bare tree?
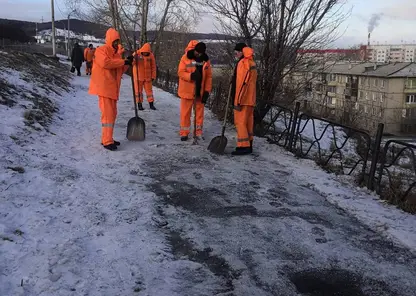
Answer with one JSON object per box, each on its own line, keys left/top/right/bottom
{"left": 140, "top": 0, "right": 149, "bottom": 44}
{"left": 204, "top": 0, "right": 350, "bottom": 132}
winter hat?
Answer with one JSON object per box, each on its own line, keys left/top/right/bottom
{"left": 234, "top": 42, "right": 247, "bottom": 52}
{"left": 194, "top": 42, "right": 206, "bottom": 54}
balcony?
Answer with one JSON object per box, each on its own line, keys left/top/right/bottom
{"left": 404, "top": 84, "right": 416, "bottom": 93}
{"left": 327, "top": 80, "right": 337, "bottom": 86}
{"left": 327, "top": 92, "right": 337, "bottom": 97}
{"left": 346, "top": 82, "right": 358, "bottom": 89}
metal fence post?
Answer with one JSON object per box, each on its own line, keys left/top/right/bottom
{"left": 287, "top": 102, "right": 301, "bottom": 151}
{"left": 367, "top": 123, "right": 384, "bottom": 191}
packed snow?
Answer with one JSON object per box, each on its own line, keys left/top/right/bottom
{"left": 1, "top": 57, "right": 416, "bottom": 295}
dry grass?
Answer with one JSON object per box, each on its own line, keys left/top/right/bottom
{"left": 379, "top": 173, "right": 416, "bottom": 214}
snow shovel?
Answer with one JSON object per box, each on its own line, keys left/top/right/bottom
{"left": 207, "top": 82, "right": 233, "bottom": 154}
{"left": 126, "top": 50, "right": 146, "bottom": 141}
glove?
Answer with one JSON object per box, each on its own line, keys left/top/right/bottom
{"left": 190, "top": 71, "right": 201, "bottom": 81}
{"left": 124, "top": 55, "right": 133, "bottom": 65}
{"left": 202, "top": 91, "right": 209, "bottom": 104}
{"left": 234, "top": 105, "right": 242, "bottom": 111}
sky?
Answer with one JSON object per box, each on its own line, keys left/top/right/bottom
{"left": 1, "top": 0, "right": 416, "bottom": 48}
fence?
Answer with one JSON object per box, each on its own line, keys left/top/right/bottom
{"left": 154, "top": 69, "right": 416, "bottom": 213}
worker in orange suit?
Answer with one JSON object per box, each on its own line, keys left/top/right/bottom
{"left": 84, "top": 44, "right": 95, "bottom": 75}
{"left": 88, "top": 28, "right": 133, "bottom": 151}
{"left": 177, "top": 41, "right": 212, "bottom": 141}
{"left": 132, "top": 43, "right": 157, "bottom": 110}
{"left": 231, "top": 42, "right": 257, "bottom": 155}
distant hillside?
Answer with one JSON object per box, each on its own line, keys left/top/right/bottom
{"left": 0, "top": 18, "right": 234, "bottom": 42}
{"left": 0, "top": 22, "right": 35, "bottom": 43}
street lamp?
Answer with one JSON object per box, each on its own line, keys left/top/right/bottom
{"left": 67, "top": 9, "right": 76, "bottom": 60}
{"left": 51, "top": 0, "right": 56, "bottom": 56}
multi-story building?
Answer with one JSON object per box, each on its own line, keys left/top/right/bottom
{"left": 300, "top": 62, "right": 416, "bottom": 135}
{"left": 367, "top": 44, "right": 416, "bottom": 63}
{"left": 296, "top": 44, "right": 416, "bottom": 64}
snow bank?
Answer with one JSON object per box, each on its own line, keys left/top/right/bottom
{"left": 0, "top": 50, "right": 71, "bottom": 130}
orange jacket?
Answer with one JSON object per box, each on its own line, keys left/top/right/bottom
{"left": 177, "top": 40, "right": 212, "bottom": 100}
{"left": 133, "top": 43, "right": 156, "bottom": 84}
{"left": 84, "top": 48, "right": 95, "bottom": 62}
{"left": 234, "top": 47, "right": 257, "bottom": 107}
{"left": 88, "top": 28, "right": 129, "bottom": 100}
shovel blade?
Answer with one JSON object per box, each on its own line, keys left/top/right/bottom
{"left": 207, "top": 135, "right": 228, "bottom": 154}
{"left": 126, "top": 117, "right": 145, "bottom": 141}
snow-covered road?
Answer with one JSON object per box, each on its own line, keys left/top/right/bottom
{"left": 1, "top": 72, "right": 416, "bottom": 296}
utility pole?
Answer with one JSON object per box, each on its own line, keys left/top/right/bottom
{"left": 51, "top": 0, "right": 56, "bottom": 56}
{"left": 67, "top": 11, "right": 73, "bottom": 60}
{"left": 67, "top": 14, "right": 70, "bottom": 59}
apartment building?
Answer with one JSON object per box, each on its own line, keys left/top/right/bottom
{"left": 300, "top": 62, "right": 416, "bottom": 135}
{"left": 368, "top": 44, "right": 416, "bottom": 63}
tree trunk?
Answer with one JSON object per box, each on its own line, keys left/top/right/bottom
{"left": 140, "top": 0, "right": 149, "bottom": 45}
{"left": 108, "top": 0, "right": 117, "bottom": 29}
{"left": 153, "top": 0, "right": 173, "bottom": 57}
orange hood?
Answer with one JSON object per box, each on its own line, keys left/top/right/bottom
{"left": 139, "top": 43, "right": 152, "bottom": 53}
{"left": 243, "top": 47, "right": 254, "bottom": 59}
{"left": 185, "top": 40, "right": 199, "bottom": 53}
{"left": 105, "top": 28, "right": 121, "bottom": 47}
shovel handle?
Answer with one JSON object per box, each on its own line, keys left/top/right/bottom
{"left": 221, "top": 81, "right": 233, "bottom": 133}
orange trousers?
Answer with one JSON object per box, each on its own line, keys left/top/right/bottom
{"left": 180, "top": 97, "right": 204, "bottom": 137}
{"left": 98, "top": 96, "right": 118, "bottom": 146}
{"left": 135, "top": 81, "right": 154, "bottom": 103}
{"left": 234, "top": 105, "right": 254, "bottom": 147}
{"left": 85, "top": 61, "right": 93, "bottom": 74}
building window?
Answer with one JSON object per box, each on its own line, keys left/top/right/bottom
{"left": 364, "top": 105, "right": 368, "bottom": 113}
{"left": 381, "top": 79, "right": 385, "bottom": 88}
{"left": 372, "top": 93, "right": 376, "bottom": 101}
{"left": 355, "top": 102, "right": 359, "bottom": 110}
{"left": 327, "top": 86, "right": 336, "bottom": 93}
{"left": 407, "top": 78, "right": 416, "bottom": 89}
{"left": 380, "top": 93, "right": 384, "bottom": 102}
{"left": 406, "top": 94, "right": 416, "bottom": 104}
{"left": 365, "top": 92, "right": 368, "bottom": 100}
{"left": 372, "top": 108, "right": 377, "bottom": 116}
{"left": 374, "top": 78, "right": 378, "bottom": 87}
{"left": 366, "top": 78, "right": 370, "bottom": 87}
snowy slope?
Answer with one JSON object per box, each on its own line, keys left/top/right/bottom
{"left": 38, "top": 29, "right": 103, "bottom": 42}
{"left": 1, "top": 64, "right": 416, "bottom": 295}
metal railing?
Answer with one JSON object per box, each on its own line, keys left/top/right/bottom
{"left": 153, "top": 68, "right": 416, "bottom": 213}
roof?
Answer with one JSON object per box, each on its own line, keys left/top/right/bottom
{"left": 308, "top": 62, "right": 416, "bottom": 78}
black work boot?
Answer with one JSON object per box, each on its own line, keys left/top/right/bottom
{"left": 149, "top": 102, "right": 157, "bottom": 110}
{"left": 181, "top": 136, "right": 188, "bottom": 141}
{"left": 250, "top": 140, "right": 253, "bottom": 153}
{"left": 137, "top": 103, "right": 144, "bottom": 110}
{"left": 101, "top": 140, "right": 120, "bottom": 146}
{"left": 231, "top": 147, "right": 251, "bottom": 156}
{"left": 103, "top": 143, "right": 117, "bottom": 151}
